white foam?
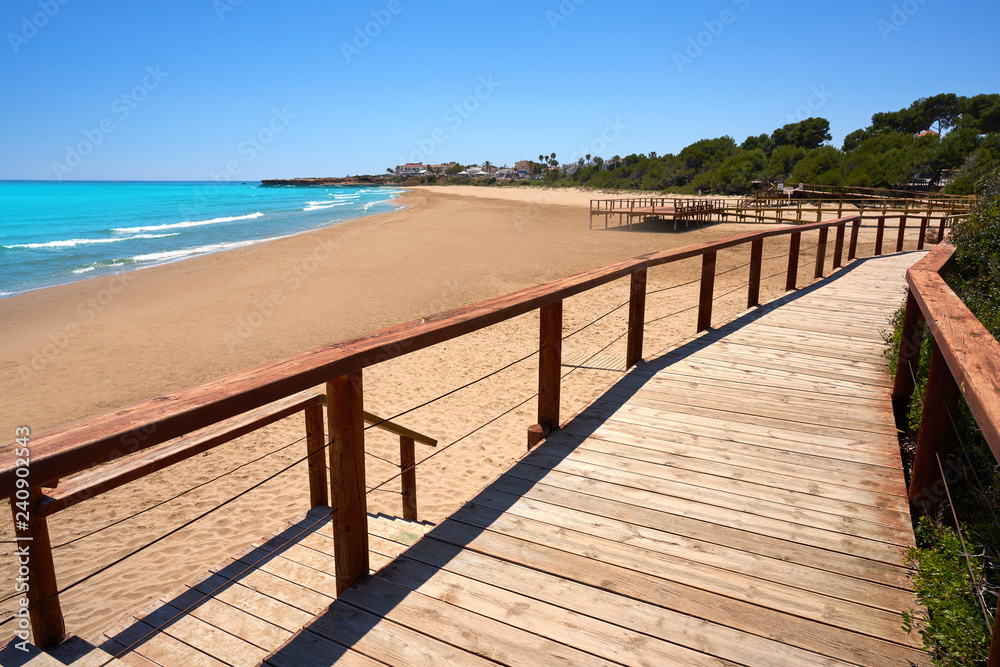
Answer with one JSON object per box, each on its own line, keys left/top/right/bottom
{"left": 71, "top": 266, "right": 96, "bottom": 274}
{"left": 5, "top": 233, "right": 180, "bottom": 249}
{"left": 112, "top": 212, "right": 264, "bottom": 233}
{"left": 304, "top": 202, "right": 349, "bottom": 211}
{"left": 132, "top": 236, "right": 284, "bottom": 263}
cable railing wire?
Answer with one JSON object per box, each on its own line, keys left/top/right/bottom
{"left": 51, "top": 434, "right": 308, "bottom": 549}
{"left": 0, "top": 430, "right": 336, "bottom": 629}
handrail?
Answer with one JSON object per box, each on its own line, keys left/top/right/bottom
{"left": 892, "top": 242, "right": 1000, "bottom": 664}
{"left": 896, "top": 244, "right": 1000, "bottom": 472}
{"left": 6, "top": 210, "right": 937, "bottom": 648}
{"left": 0, "top": 216, "right": 866, "bottom": 494}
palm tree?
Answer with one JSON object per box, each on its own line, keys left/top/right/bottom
{"left": 585, "top": 153, "right": 592, "bottom": 165}
{"left": 482, "top": 160, "right": 494, "bottom": 176}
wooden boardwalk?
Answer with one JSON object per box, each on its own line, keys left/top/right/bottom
{"left": 4, "top": 252, "right": 929, "bottom": 666}
{"left": 258, "top": 251, "right": 928, "bottom": 666}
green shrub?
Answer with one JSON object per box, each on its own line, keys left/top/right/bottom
{"left": 905, "top": 518, "right": 990, "bottom": 665}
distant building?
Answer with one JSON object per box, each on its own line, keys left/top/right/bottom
{"left": 429, "top": 162, "right": 457, "bottom": 174}
{"left": 515, "top": 160, "right": 533, "bottom": 175}
{"left": 396, "top": 163, "right": 427, "bottom": 176}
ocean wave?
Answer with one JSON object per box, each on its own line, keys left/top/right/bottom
{"left": 304, "top": 201, "right": 349, "bottom": 211}
{"left": 112, "top": 212, "right": 264, "bottom": 233}
{"left": 71, "top": 266, "right": 96, "bottom": 274}
{"left": 4, "top": 232, "right": 180, "bottom": 249}
{"left": 132, "top": 236, "right": 284, "bottom": 263}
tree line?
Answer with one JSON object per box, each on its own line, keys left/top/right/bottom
{"left": 526, "top": 93, "right": 1000, "bottom": 195}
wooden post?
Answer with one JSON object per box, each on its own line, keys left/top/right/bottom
{"left": 626, "top": 269, "right": 647, "bottom": 368}
{"left": 327, "top": 371, "right": 369, "bottom": 595}
{"left": 848, "top": 218, "right": 861, "bottom": 260}
{"left": 399, "top": 436, "right": 417, "bottom": 521}
{"left": 747, "top": 239, "right": 763, "bottom": 308}
{"left": 907, "top": 342, "right": 961, "bottom": 518}
{"left": 833, "top": 223, "right": 845, "bottom": 269}
{"left": 896, "top": 215, "right": 907, "bottom": 253}
{"left": 937, "top": 216, "right": 947, "bottom": 244}
{"left": 875, "top": 216, "right": 885, "bottom": 256}
{"left": 785, "top": 231, "right": 801, "bottom": 291}
{"left": 697, "top": 251, "right": 716, "bottom": 332}
{"left": 890, "top": 291, "right": 926, "bottom": 428}
{"left": 304, "top": 403, "right": 329, "bottom": 508}
{"left": 532, "top": 301, "right": 562, "bottom": 448}
{"left": 11, "top": 490, "right": 65, "bottom": 648}
{"left": 917, "top": 215, "right": 930, "bottom": 250}
{"left": 814, "top": 227, "right": 828, "bottom": 279}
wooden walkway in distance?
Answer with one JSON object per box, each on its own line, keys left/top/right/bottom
{"left": 259, "top": 251, "right": 929, "bottom": 666}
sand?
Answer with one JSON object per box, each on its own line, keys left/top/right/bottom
{"left": 0, "top": 185, "right": 916, "bottom": 642}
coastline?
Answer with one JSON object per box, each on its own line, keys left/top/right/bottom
{"left": 0, "top": 185, "right": 903, "bottom": 641}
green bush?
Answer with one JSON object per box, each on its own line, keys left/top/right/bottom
{"left": 905, "top": 518, "right": 990, "bottom": 665}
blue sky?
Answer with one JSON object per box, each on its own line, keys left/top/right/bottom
{"left": 2, "top": 0, "right": 998, "bottom": 180}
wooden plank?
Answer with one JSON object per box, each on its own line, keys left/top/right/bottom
{"left": 160, "top": 594, "right": 291, "bottom": 652}
{"left": 623, "top": 381, "right": 897, "bottom": 435}
{"left": 545, "top": 433, "right": 911, "bottom": 520}
{"left": 470, "top": 480, "right": 916, "bottom": 612}
{"left": 264, "top": 631, "right": 388, "bottom": 667}
{"left": 102, "top": 621, "right": 226, "bottom": 667}
{"left": 520, "top": 446, "right": 913, "bottom": 545}
{"left": 554, "top": 419, "right": 905, "bottom": 491}
{"left": 304, "top": 600, "right": 501, "bottom": 666}
{"left": 134, "top": 600, "right": 268, "bottom": 667}
{"left": 399, "top": 536, "right": 858, "bottom": 667}
{"left": 508, "top": 453, "right": 909, "bottom": 560}
{"left": 425, "top": 518, "right": 927, "bottom": 664}
{"left": 188, "top": 573, "right": 314, "bottom": 632}
{"left": 484, "top": 467, "right": 912, "bottom": 586}
{"left": 451, "top": 501, "right": 915, "bottom": 643}
{"left": 373, "top": 556, "right": 739, "bottom": 667}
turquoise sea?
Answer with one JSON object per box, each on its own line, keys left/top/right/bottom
{"left": 0, "top": 181, "right": 405, "bottom": 297}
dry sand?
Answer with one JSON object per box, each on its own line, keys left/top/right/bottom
{"left": 0, "top": 185, "right": 918, "bottom": 642}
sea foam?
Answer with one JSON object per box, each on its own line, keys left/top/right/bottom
{"left": 113, "top": 212, "right": 264, "bottom": 234}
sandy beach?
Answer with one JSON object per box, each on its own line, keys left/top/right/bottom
{"left": 0, "top": 185, "right": 914, "bottom": 641}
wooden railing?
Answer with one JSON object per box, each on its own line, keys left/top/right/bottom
{"left": 2, "top": 212, "right": 944, "bottom": 648}
{"left": 889, "top": 242, "right": 1000, "bottom": 664}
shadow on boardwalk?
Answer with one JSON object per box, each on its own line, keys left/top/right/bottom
{"left": 263, "top": 252, "right": 923, "bottom": 666}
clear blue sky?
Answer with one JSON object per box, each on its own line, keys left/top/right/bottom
{"left": 2, "top": 0, "right": 998, "bottom": 180}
